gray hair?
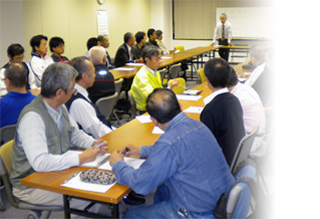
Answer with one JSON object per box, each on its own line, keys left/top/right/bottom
{"left": 141, "top": 45, "right": 162, "bottom": 63}
{"left": 250, "top": 45, "right": 266, "bottom": 62}
{"left": 41, "top": 63, "right": 78, "bottom": 98}
{"left": 220, "top": 13, "right": 227, "bottom": 19}
{"left": 88, "top": 46, "right": 106, "bottom": 64}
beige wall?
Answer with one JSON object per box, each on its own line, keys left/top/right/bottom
{"left": 1, "top": 0, "right": 151, "bottom": 64}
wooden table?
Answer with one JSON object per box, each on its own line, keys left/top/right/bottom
{"left": 20, "top": 82, "right": 211, "bottom": 218}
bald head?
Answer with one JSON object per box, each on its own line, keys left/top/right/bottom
{"left": 88, "top": 46, "right": 106, "bottom": 65}
{"left": 146, "top": 88, "right": 181, "bottom": 124}
{"left": 5, "top": 63, "right": 28, "bottom": 88}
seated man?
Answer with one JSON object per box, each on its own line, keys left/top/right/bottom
{"left": 145, "top": 28, "right": 159, "bottom": 47}
{"left": 10, "top": 62, "right": 108, "bottom": 213}
{"left": 155, "top": 29, "right": 167, "bottom": 54}
{"left": 0, "top": 63, "right": 36, "bottom": 128}
{"left": 87, "top": 46, "right": 115, "bottom": 104}
{"left": 84, "top": 37, "right": 98, "bottom": 57}
{"left": 131, "top": 45, "right": 177, "bottom": 112}
{"left": 264, "top": 46, "right": 277, "bottom": 134}
{"left": 227, "top": 68, "right": 266, "bottom": 152}
{"left": 65, "top": 56, "right": 112, "bottom": 138}
{"left": 29, "top": 34, "right": 54, "bottom": 87}
{"left": 201, "top": 58, "right": 245, "bottom": 166}
{"left": 110, "top": 88, "right": 234, "bottom": 218}
{"left": 97, "top": 35, "right": 115, "bottom": 69}
{"left": 49, "top": 36, "right": 69, "bottom": 64}
{"left": 0, "top": 43, "right": 37, "bottom": 96}
{"left": 131, "top": 31, "right": 146, "bottom": 60}
{"left": 242, "top": 45, "right": 266, "bottom": 70}
{"left": 114, "top": 32, "right": 142, "bottom": 67}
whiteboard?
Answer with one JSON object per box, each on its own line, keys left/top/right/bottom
{"left": 216, "top": 7, "right": 275, "bottom": 39}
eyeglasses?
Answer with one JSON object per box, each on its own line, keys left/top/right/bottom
{"left": 1, "top": 77, "right": 11, "bottom": 82}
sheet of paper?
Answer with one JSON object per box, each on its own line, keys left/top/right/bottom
{"left": 115, "top": 67, "right": 135, "bottom": 71}
{"left": 161, "top": 56, "right": 172, "bottom": 59}
{"left": 176, "top": 94, "right": 202, "bottom": 101}
{"left": 135, "top": 115, "right": 152, "bottom": 123}
{"left": 125, "top": 63, "right": 144, "bottom": 66}
{"left": 183, "top": 106, "right": 204, "bottom": 114}
{"left": 152, "top": 126, "right": 165, "bottom": 134}
{"left": 63, "top": 151, "right": 110, "bottom": 168}
{"left": 99, "top": 157, "right": 145, "bottom": 171}
{"left": 60, "top": 172, "right": 116, "bottom": 193}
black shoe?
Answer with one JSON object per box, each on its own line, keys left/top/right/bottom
{"left": 123, "top": 192, "right": 145, "bottom": 205}
{"left": 242, "top": 61, "right": 255, "bottom": 69}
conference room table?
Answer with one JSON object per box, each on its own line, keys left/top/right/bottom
{"left": 20, "top": 82, "right": 211, "bottom": 219}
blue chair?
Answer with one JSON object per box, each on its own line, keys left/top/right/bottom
{"left": 226, "top": 159, "right": 258, "bottom": 219}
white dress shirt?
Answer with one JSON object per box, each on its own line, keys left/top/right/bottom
{"left": 245, "top": 63, "right": 265, "bottom": 86}
{"left": 68, "top": 83, "right": 112, "bottom": 139}
{"left": 203, "top": 87, "right": 229, "bottom": 105}
{"left": 231, "top": 83, "right": 266, "bottom": 152}
{"left": 16, "top": 99, "right": 95, "bottom": 172}
{"left": 213, "top": 21, "right": 232, "bottom": 44}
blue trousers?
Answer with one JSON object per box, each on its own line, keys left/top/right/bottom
{"left": 124, "top": 185, "right": 214, "bottom": 219}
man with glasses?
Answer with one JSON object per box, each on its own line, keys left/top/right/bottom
{"left": 0, "top": 63, "right": 36, "bottom": 128}
{"left": 0, "top": 44, "right": 37, "bottom": 96}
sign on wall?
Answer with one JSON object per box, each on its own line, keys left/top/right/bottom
{"left": 97, "top": 10, "right": 108, "bottom": 35}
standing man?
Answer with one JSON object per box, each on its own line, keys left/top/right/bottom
{"left": 65, "top": 56, "right": 112, "bottom": 138}
{"left": 200, "top": 58, "right": 245, "bottom": 166}
{"left": 97, "top": 35, "right": 115, "bottom": 69}
{"left": 0, "top": 63, "right": 36, "bottom": 128}
{"left": 212, "top": 13, "right": 232, "bottom": 61}
{"left": 29, "top": 34, "right": 54, "bottom": 87}
{"left": 0, "top": 44, "right": 37, "bottom": 96}
{"left": 10, "top": 62, "right": 108, "bottom": 213}
{"left": 110, "top": 88, "right": 234, "bottom": 219}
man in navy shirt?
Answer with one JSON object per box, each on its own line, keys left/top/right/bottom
{"left": 200, "top": 58, "right": 245, "bottom": 166}
{"left": 0, "top": 63, "right": 36, "bottom": 128}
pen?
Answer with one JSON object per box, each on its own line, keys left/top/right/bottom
{"left": 121, "top": 147, "right": 129, "bottom": 155}
{"left": 95, "top": 141, "right": 103, "bottom": 150}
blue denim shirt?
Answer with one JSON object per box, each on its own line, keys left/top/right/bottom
{"left": 112, "top": 112, "right": 234, "bottom": 212}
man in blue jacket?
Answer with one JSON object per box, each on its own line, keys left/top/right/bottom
{"left": 110, "top": 88, "right": 234, "bottom": 218}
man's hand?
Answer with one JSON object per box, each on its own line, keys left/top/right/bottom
{"left": 93, "top": 140, "right": 108, "bottom": 154}
{"left": 169, "top": 79, "right": 179, "bottom": 90}
{"left": 109, "top": 151, "right": 124, "bottom": 166}
{"left": 79, "top": 146, "right": 100, "bottom": 165}
{"left": 121, "top": 145, "right": 140, "bottom": 157}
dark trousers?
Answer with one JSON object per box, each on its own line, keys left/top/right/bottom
{"left": 218, "top": 39, "right": 229, "bottom": 62}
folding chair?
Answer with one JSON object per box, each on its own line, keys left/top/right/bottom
{"left": 230, "top": 126, "right": 259, "bottom": 174}
{"left": 0, "top": 140, "right": 63, "bottom": 218}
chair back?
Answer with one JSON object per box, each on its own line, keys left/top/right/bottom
{"left": 168, "top": 63, "right": 181, "bottom": 79}
{"left": 174, "top": 45, "right": 184, "bottom": 52}
{"left": 230, "top": 126, "right": 259, "bottom": 174}
{"left": 114, "top": 78, "right": 124, "bottom": 96}
{"left": 197, "top": 68, "right": 206, "bottom": 84}
{"left": 0, "top": 124, "right": 17, "bottom": 145}
{"left": 95, "top": 92, "right": 118, "bottom": 119}
{"left": 0, "top": 140, "right": 20, "bottom": 209}
{"left": 128, "top": 90, "right": 137, "bottom": 118}
{"left": 169, "top": 78, "right": 186, "bottom": 94}
{"left": 227, "top": 159, "right": 258, "bottom": 219}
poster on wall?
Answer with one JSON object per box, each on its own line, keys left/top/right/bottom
{"left": 97, "top": 10, "right": 108, "bottom": 35}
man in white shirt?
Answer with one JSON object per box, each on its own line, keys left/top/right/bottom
{"left": 227, "top": 68, "right": 266, "bottom": 152}
{"left": 0, "top": 44, "right": 37, "bottom": 96}
{"left": 212, "top": 13, "right": 232, "bottom": 61}
{"left": 29, "top": 34, "right": 54, "bottom": 87}
{"left": 10, "top": 63, "right": 108, "bottom": 216}
{"left": 65, "top": 56, "right": 112, "bottom": 138}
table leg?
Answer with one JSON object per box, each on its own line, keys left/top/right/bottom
{"left": 63, "top": 195, "right": 71, "bottom": 219}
